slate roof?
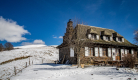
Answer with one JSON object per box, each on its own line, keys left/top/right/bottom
{"left": 75, "top": 24, "right": 137, "bottom": 47}
{"left": 58, "top": 24, "right": 138, "bottom": 48}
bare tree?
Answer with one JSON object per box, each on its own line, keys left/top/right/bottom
{"left": 72, "top": 17, "right": 87, "bottom": 28}
{"left": 4, "top": 42, "right": 13, "bottom": 50}
{"left": 122, "top": 54, "right": 136, "bottom": 68}
{"left": 0, "top": 43, "right": 4, "bottom": 51}
{"left": 63, "top": 18, "right": 88, "bottom": 67}
{"left": 134, "top": 29, "right": 138, "bottom": 45}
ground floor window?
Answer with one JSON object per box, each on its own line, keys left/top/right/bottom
{"left": 88, "top": 48, "right": 93, "bottom": 56}
{"left": 102, "top": 48, "right": 107, "bottom": 56}
{"left": 85, "top": 47, "right": 93, "bottom": 56}
{"left": 95, "top": 47, "right": 98, "bottom": 57}
{"left": 70, "top": 47, "right": 74, "bottom": 57}
{"left": 108, "top": 48, "right": 111, "bottom": 57}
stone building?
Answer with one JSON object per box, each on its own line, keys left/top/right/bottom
{"left": 58, "top": 20, "right": 138, "bottom": 64}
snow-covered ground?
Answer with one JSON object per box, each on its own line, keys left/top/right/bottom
{"left": 1, "top": 45, "right": 138, "bottom": 80}
{"left": 0, "top": 45, "right": 59, "bottom": 80}
{"left": 10, "top": 64, "right": 138, "bottom": 80}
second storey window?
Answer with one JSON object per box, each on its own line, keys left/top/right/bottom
{"left": 88, "top": 34, "right": 99, "bottom": 40}
{"left": 103, "top": 36, "right": 110, "bottom": 41}
{"left": 92, "top": 34, "right": 96, "bottom": 40}
{"left": 118, "top": 37, "right": 122, "bottom": 42}
{"left": 106, "top": 36, "right": 110, "bottom": 41}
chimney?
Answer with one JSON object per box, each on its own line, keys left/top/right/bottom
{"left": 67, "top": 19, "right": 73, "bottom": 27}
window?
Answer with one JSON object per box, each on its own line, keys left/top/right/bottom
{"left": 88, "top": 48, "right": 93, "bottom": 56}
{"left": 85, "top": 47, "right": 93, "bottom": 56}
{"left": 95, "top": 47, "right": 98, "bottom": 57}
{"left": 85, "top": 47, "right": 89, "bottom": 56}
{"left": 88, "top": 34, "right": 97, "bottom": 40}
{"left": 113, "top": 37, "right": 116, "bottom": 41}
{"left": 118, "top": 37, "right": 122, "bottom": 42}
{"left": 101, "top": 36, "right": 103, "bottom": 40}
{"left": 125, "top": 49, "right": 127, "bottom": 54}
{"left": 103, "top": 36, "right": 110, "bottom": 41}
{"left": 106, "top": 36, "right": 110, "bottom": 41}
{"left": 92, "top": 34, "right": 96, "bottom": 40}
{"left": 99, "top": 47, "right": 102, "bottom": 56}
{"left": 131, "top": 49, "right": 134, "bottom": 54}
{"left": 102, "top": 48, "right": 107, "bottom": 56}
{"left": 70, "top": 47, "right": 74, "bottom": 57}
{"left": 108, "top": 48, "right": 111, "bottom": 57}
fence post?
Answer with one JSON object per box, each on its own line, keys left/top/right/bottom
{"left": 29, "top": 57, "right": 30, "bottom": 65}
{"left": 14, "top": 67, "right": 16, "bottom": 75}
{"left": 26, "top": 62, "right": 27, "bottom": 68}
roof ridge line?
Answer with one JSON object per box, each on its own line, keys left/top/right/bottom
{"left": 78, "top": 24, "right": 114, "bottom": 31}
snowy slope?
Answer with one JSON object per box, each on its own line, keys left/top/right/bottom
{"left": 0, "top": 45, "right": 59, "bottom": 80}
{"left": 14, "top": 44, "right": 47, "bottom": 49}
{"left": 0, "top": 45, "right": 58, "bottom": 64}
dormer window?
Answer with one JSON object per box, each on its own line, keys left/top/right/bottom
{"left": 112, "top": 33, "right": 124, "bottom": 42}
{"left": 88, "top": 34, "right": 98, "bottom": 40}
{"left": 101, "top": 31, "right": 112, "bottom": 41}
{"left": 92, "top": 34, "right": 96, "bottom": 40}
{"left": 106, "top": 36, "right": 110, "bottom": 41}
{"left": 117, "top": 37, "right": 124, "bottom": 42}
{"left": 87, "top": 28, "right": 99, "bottom": 40}
{"left": 118, "top": 37, "right": 122, "bottom": 42}
{"left": 103, "top": 36, "right": 110, "bottom": 41}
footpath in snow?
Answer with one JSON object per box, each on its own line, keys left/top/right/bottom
{"left": 11, "top": 63, "right": 138, "bottom": 80}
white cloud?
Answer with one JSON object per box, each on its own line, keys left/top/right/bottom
{"left": 0, "top": 16, "right": 30, "bottom": 42}
{"left": 21, "top": 39, "right": 45, "bottom": 45}
{"left": 52, "top": 35, "right": 57, "bottom": 38}
{"left": 53, "top": 35, "right": 63, "bottom": 39}
{"left": 59, "top": 36, "right": 63, "bottom": 39}
{"left": 33, "top": 40, "right": 45, "bottom": 44}
{"left": 53, "top": 37, "right": 57, "bottom": 38}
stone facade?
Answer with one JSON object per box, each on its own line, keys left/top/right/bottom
{"left": 58, "top": 20, "right": 138, "bottom": 65}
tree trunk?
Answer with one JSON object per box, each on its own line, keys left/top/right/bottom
{"left": 77, "top": 55, "right": 81, "bottom": 68}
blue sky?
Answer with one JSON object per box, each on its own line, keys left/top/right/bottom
{"left": 0, "top": 0, "right": 138, "bottom": 47}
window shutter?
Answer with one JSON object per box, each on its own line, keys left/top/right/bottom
{"left": 85, "top": 47, "right": 89, "bottom": 56}
{"left": 122, "top": 38, "right": 124, "bottom": 42}
{"left": 108, "top": 48, "right": 111, "bottom": 57}
{"left": 112, "top": 48, "right": 116, "bottom": 60}
{"left": 99, "top": 47, "right": 102, "bottom": 56}
{"left": 116, "top": 37, "right": 118, "bottom": 41}
{"left": 121, "top": 49, "right": 124, "bottom": 58}
{"left": 70, "top": 47, "right": 74, "bottom": 57}
{"left": 88, "top": 34, "right": 91, "bottom": 39}
{"left": 131, "top": 49, "right": 134, "bottom": 54}
{"left": 96, "top": 35, "right": 99, "bottom": 40}
{"left": 125, "top": 49, "right": 127, "bottom": 54}
{"left": 95, "top": 47, "right": 98, "bottom": 57}
{"left": 110, "top": 37, "right": 112, "bottom": 41}
{"left": 103, "top": 36, "right": 106, "bottom": 40}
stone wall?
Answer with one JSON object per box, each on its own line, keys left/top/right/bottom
{"left": 59, "top": 47, "right": 77, "bottom": 64}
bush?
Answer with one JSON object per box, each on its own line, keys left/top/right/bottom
{"left": 4, "top": 42, "right": 13, "bottom": 50}
{"left": 0, "top": 43, "right": 4, "bottom": 51}
{"left": 122, "top": 54, "right": 136, "bottom": 68}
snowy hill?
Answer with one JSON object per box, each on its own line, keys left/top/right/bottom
{"left": 14, "top": 44, "right": 47, "bottom": 48}
{"left": 0, "top": 45, "right": 59, "bottom": 80}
